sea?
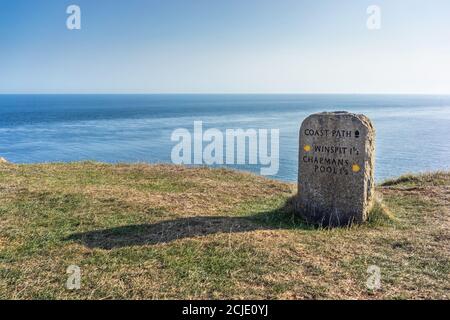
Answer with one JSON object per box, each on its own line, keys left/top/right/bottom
{"left": 0, "top": 94, "right": 449, "bottom": 182}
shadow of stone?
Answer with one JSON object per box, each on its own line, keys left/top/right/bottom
{"left": 65, "top": 196, "right": 314, "bottom": 249}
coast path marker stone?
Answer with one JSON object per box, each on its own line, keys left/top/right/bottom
{"left": 297, "top": 111, "right": 375, "bottom": 226}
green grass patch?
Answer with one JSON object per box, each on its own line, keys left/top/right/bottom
{"left": 0, "top": 162, "right": 448, "bottom": 299}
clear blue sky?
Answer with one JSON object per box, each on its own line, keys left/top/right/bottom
{"left": 1, "top": 0, "right": 450, "bottom": 94}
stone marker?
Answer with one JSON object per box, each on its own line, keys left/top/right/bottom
{"left": 0, "top": 157, "right": 8, "bottom": 164}
{"left": 297, "top": 111, "right": 375, "bottom": 226}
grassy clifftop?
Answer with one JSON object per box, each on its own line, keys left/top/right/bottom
{"left": 0, "top": 162, "right": 448, "bottom": 299}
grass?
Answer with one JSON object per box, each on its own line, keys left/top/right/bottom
{"left": 0, "top": 161, "right": 449, "bottom": 299}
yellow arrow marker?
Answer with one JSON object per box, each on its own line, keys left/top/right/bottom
{"left": 352, "top": 164, "right": 361, "bottom": 173}
{"left": 304, "top": 144, "right": 311, "bottom": 152}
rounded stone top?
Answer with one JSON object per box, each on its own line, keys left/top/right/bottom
{"left": 319, "top": 111, "right": 350, "bottom": 115}
{"left": 301, "top": 111, "right": 374, "bottom": 132}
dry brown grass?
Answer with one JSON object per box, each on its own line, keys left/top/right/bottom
{"left": 0, "top": 162, "right": 448, "bottom": 299}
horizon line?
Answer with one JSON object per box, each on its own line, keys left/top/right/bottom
{"left": 1, "top": 92, "right": 450, "bottom": 96}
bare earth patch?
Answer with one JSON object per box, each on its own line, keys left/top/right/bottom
{"left": 0, "top": 162, "right": 448, "bottom": 299}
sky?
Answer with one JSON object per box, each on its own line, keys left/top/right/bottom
{"left": 0, "top": 0, "right": 450, "bottom": 94}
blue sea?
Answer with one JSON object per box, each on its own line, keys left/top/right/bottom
{"left": 0, "top": 94, "right": 449, "bottom": 182}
